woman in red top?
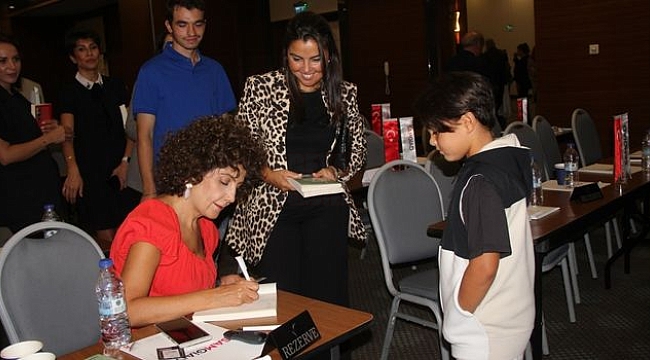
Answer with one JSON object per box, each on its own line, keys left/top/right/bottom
{"left": 110, "top": 114, "right": 265, "bottom": 327}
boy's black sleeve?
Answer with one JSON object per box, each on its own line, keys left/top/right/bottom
{"left": 461, "top": 175, "right": 512, "bottom": 259}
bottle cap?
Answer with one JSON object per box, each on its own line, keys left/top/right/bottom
{"left": 554, "top": 163, "right": 565, "bottom": 169}
{"left": 99, "top": 258, "right": 114, "bottom": 269}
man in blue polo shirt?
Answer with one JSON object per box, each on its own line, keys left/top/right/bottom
{"left": 133, "top": 0, "right": 236, "bottom": 200}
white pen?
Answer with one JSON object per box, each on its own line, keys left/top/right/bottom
{"left": 235, "top": 255, "right": 251, "bottom": 281}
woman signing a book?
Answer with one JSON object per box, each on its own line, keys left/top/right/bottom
{"left": 227, "top": 11, "right": 367, "bottom": 311}
{"left": 109, "top": 115, "right": 265, "bottom": 327}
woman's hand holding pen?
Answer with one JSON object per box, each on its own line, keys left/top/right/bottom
{"left": 213, "top": 280, "right": 259, "bottom": 307}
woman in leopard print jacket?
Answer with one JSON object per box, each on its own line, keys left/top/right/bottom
{"left": 227, "top": 11, "right": 366, "bottom": 308}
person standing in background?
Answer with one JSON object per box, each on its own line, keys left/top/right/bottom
{"left": 0, "top": 34, "right": 67, "bottom": 233}
{"left": 445, "top": 31, "right": 488, "bottom": 76}
{"left": 482, "top": 39, "right": 511, "bottom": 129}
{"left": 123, "top": 33, "right": 174, "bottom": 199}
{"left": 227, "top": 12, "right": 367, "bottom": 317}
{"left": 132, "top": 0, "right": 236, "bottom": 201}
{"left": 59, "top": 29, "right": 136, "bottom": 244}
{"left": 513, "top": 43, "right": 532, "bottom": 99}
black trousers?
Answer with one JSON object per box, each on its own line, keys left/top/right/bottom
{"left": 253, "top": 192, "right": 350, "bottom": 307}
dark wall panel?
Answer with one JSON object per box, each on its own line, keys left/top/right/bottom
{"left": 345, "top": 0, "right": 431, "bottom": 121}
{"left": 534, "top": 0, "right": 650, "bottom": 156}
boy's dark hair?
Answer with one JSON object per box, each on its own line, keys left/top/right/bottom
{"left": 413, "top": 71, "right": 496, "bottom": 133}
{"left": 166, "top": 0, "right": 205, "bottom": 23}
{"left": 64, "top": 29, "right": 101, "bottom": 56}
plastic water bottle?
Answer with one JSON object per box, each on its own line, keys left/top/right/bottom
{"left": 41, "top": 204, "right": 60, "bottom": 238}
{"left": 531, "top": 156, "right": 543, "bottom": 206}
{"left": 563, "top": 143, "right": 579, "bottom": 187}
{"left": 96, "top": 258, "right": 132, "bottom": 356}
{"left": 642, "top": 130, "right": 650, "bottom": 173}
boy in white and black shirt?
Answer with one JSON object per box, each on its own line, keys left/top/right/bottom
{"left": 414, "top": 72, "right": 535, "bottom": 360}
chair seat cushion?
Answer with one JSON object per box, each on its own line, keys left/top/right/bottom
{"left": 399, "top": 268, "right": 440, "bottom": 300}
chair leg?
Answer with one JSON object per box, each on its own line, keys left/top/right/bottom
{"left": 524, "top": 341, "right": 533, "bottom": 360}
{"left": 439, "top": 337, "right": 451, "bottom": 360}
{"left": 614, "top": 218, "right": 623, "bottom": 249}
{"left": 568, "top": 242, "right": 579, "bottom": 276}
{"left": 567, "top": 245, "right": 581, "bottom": 304}
{"left": 542, "top": 315, "right": 550, "bottom": 355}
{"left": 380, "top": 297, "right": 401, "bottom": 360}
{"left": 560, "top": 258, "right": 576, "bottom": 323}
{"left": 605, "top": 221, "right": 613, "bottom": 258}
{"left": 583, "top": 233, "right": 598, "bottom": 279}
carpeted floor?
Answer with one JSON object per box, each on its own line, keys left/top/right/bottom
{"left": 346, "top": 225, "right": 650, "bottom": 359}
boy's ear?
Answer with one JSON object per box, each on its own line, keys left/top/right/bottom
{"left": 461, "top": 112, "right": 479, "bottom": 132}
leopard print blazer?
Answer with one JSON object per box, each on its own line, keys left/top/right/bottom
{"left": 226, "top": 69, "right": 367, "bottom": 265}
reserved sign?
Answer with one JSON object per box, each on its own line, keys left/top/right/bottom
{"left": 260, "top": 310, "right": 321, "bottom": 359}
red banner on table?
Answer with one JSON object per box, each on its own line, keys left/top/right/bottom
{"left": 613, "top": 113, "right": 630, "bottom": 184}
{"left": 516, "top": 98, "right": 528, "bottom": 124}
{"left": 370, "top": 103, "right": 391, "bottom": 136}
{"left": 383, "top": 118, "right": 400, "bottom": 162}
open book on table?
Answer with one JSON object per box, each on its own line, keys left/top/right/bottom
{"left": 192, "top": 283, "right": 277, "bottom": 322}
{"left": 287, "top": 177, "right": 344, "bottom": 198}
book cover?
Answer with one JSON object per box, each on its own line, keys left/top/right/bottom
{"left": 192, "top": 283, "right": 277, "bottom": 322}
{"left": 287, "top": 177, "right": 344, "bottom": 198}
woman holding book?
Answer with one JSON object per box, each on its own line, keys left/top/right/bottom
{"left": 110, "top": 115, "right": 265, "bottom": 327}
{"left": 0, "top": 34, "right": 68, "bottom": 233}
{"left": 227, "top": 11, "right": 367, "bottom": 310}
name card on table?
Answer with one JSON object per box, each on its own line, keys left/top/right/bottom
{"left": 570, "top": 182, "right": 603, "bottom": 203}
{"left": 259, "top": 310, "right": 321, "bottom": 360}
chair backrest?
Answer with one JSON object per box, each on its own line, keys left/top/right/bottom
{"left": 0, "top": 222, "right": 104, "bottom": 355}
{"left": 532, "top": 115, "right": 562, "bottom": 179}
{"left": 571, "top": 108, "right": 602, "bottom": 167}
{"left": 364, "top": 129, "right": 385, "bottom": 169}
{"left": 424, "top": 150, "right": 461, "bottom": 218}
{"left": 368, "top": 160, "right": 445, "bottom": 295}
{"left": 504, "top": 121, "right": 549, "bottom": 181}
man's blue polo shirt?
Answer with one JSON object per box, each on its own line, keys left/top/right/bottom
{"left": 132, "top": 43, "right": 236, "bottom": 156}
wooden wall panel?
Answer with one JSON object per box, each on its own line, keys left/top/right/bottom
{"left": 345, "top": 0, "right": 431, "bottom": 121}
{"left": 534, "top": 0, "right": 650, "bottom": 156}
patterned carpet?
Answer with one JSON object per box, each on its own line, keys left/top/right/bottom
{"left": 346, "top": 225, "right": 650, "bottom": 359}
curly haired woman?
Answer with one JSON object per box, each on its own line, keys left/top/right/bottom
{"left": 110, "top": 114, "right": 266, "bottom": 327}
